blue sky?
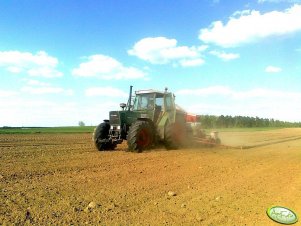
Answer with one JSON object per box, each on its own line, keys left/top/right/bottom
{"left": 1, "top": 0, "right": 301, "bottom": 126}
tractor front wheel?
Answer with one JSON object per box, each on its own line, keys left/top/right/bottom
{"left": 93, "top": 121, "right": 116, "bottom": 151}
{"left": 127, "top": 121, "right": 154, "bottom": 152}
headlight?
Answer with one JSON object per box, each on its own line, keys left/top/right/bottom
{"left": 110, "top": 125, "right": 121, "bottom": 130}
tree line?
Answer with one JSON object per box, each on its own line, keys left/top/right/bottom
{"left": 198, "top": 115, "right": 301, "bottom": 129}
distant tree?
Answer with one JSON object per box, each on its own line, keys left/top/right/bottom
{"left": 78, "top": 121, "right": 85, "bottom": 127}
{"left": 198, "top": 114, "right": 301, "bottom": 129}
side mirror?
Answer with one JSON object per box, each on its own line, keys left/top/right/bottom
{"left": 120, "top": 103, "right": 126, "bottom": 110}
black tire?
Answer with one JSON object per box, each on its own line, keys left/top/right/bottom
{"left": 93, "top": 121, "right": 115, "bottom": 151}
{"left": 127, "top": 120, "right": 154, "bottom": 152}
{"left": 164, "top": 122, "right": 186, "bottom": 150}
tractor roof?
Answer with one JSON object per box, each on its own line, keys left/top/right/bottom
{"left": 135, "top": 89, "right": 169, "bottom": 95}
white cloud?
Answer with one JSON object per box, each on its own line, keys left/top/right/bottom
{"left": 23, "top": 79, "right": 50, "bottom": 86}
{"left": 258, "top": 0, "right": 301, "bottom": 3}
{"left": 177, "top": 86, "right": 301, "bottom": 99}
{"left": 128, "top": 37, "right": 177, "bottom": 64}
{"left": 85, "top": 87, "right": 128, "bottom": 97}
{"left": 232, "top": 9, "right": 251, "bottom": 17}
{"left": 179, "top": 58, "right": 205, "bottom": 67}
{"left": 176, "top": 86, "right": 232, "bottom": 96}
{"left": 161, "top": 46, "right": 198, "bottom": 59}
{"left": 27, "top": 67, "right": 63, "bottom": 78}
{"left": 0, "top": 51, "right": 63, "bottom": 78}
{"left": 128, "top": 37, "right": 206, "bottom": 67}
{"left": 72, "top": 54, "right": 146, "bottom": 80}
{"left": 230, "top": 88, "right": 301, "bottom": 99}
{"left": 2, "top": 85, "right": 300, "bottom": 126}
{"left": 210, "top": 50, "right": 240, "bottom": 61}
{"left": 199, "top": 4, "right": 301, "bottom": 47}
{"left": 197, "top": 45, "right": 209, "bottom": 51}
{"left": 265, "top": 65, "right": 282, "bottom": 73}
{"left": 19, "top": 79, "right": 73, "bottom": 95}
{"left": 21, "top": 86, "right": 73, "bottom": 95}
{"left": 0, "top": 98, "right": 79, "bottom": 127}
{"left": 6, "top": 66, "right": 23, "bottom": 73}
{"left": 0, "top": 96, "right": 121, "bottom": 127}
{"left": 0, "top": 90, "right": 19, "bottom": 97}
{"left": 0, "top": 51, "right": 57, "bottom": 67}
{"left": 176, "top": 86, "right": 301, "bottom": 122}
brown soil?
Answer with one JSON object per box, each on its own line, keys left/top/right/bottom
{"left": 1, "top": 128, "right": 301, "bottom": 225}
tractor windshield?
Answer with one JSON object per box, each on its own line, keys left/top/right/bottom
{"left": 133, "top": 93, "right": 155, "bottom": 110}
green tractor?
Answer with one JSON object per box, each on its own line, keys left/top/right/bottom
{"left": 93, "top": 86, "right": 219, "bottom": 152}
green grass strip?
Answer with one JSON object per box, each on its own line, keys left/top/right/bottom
{"left": 0, "top": 126, "right": 95, "bottom": 134}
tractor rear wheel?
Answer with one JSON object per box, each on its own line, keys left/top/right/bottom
{"left": 93, "top": 121, "right": 116, "bottom": 151}
{"left": 127, "top": 120, "right": 154, "bottom": 152}
{"left": 164, "top": 122, "right": 186, "bottom": 150}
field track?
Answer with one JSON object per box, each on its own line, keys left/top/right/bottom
{"left": 1, "top": 128, "right": 301, "bottom": 225}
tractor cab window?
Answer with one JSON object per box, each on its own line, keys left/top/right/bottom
{"left": 133, "top": 93, "right": 155, "bottom": 110}
{"left": 153, "top": 93, "right": 164, "bottom": 122}
{"left": 165, "top": 94, "right": 173, "bottom": 111}
{"left": 154, "top": 93, "right": 164, "bottom": 112}
{"left": 155, "top": 94, "right": 163, "bottom": 109}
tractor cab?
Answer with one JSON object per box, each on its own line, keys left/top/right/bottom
{"left": 132, "top": 89, "right": 173, "bottom": 122}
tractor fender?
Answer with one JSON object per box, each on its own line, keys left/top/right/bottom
{"left": 157, "top": 114, "right": 169, "bottom": 140}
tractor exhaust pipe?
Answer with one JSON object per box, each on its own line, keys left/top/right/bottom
{"left": 127, "top": 85, "right": 133, "bottom": 111}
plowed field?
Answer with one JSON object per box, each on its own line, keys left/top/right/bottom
{"left": 1, "top": 128, "right": 301, "bottom": 225}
